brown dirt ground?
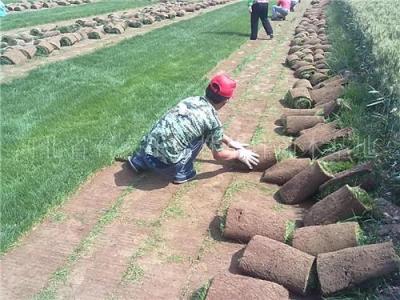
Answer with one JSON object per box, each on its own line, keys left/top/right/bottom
{"left": 0, "top": 1, "right": 323, "bottom": 299}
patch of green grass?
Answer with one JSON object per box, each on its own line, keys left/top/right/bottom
{"left": 49, "top": 210, "right": 67, "bottom": 223}
{"left": 164, "top": 254, "right": 184, "bottom": 263}
{"left": 319, "top": 160, "right": 355, "bottom": 175}
{"left": 349, "top": 186, "right": 374, "bottom": 210}
{"left": 233, "top": 53, "right": 256, "bottom": 75}
{"left": 0, "top": 0, "right": 157, "bottom": 31}
{"left": 250, "top": 124, "right": 265, "bottom": 145}
{"left": 123, "top": 263, "right": 145, "bottom": 283}
{"left": 275, "top": 148, "right": 296, "bottom": 162}
{"left": 191, "top": 280, "right": 211, "bottom": 300}
{"left": 0, "top": 2, "right": 250, "bottom": 253}
{"left": 284, "top": 220, "right": 296, "bottom": 245}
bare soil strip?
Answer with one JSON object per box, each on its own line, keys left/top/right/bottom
{"left": 0, "top": 1, "right": 239, "bottom": 83}
{"left": 0, "top": 1, "right": 312, "bottom": 299}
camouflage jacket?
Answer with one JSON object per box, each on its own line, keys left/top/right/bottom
{"left": 140, "top": 96, "right": 224, "bottom": 164}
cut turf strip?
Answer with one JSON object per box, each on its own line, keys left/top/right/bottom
{"left": 223, "top": 200, "right": 302, "bottom": 243}
{"left": 238, "top": 235, "right": 316, "bottom": 296}
{"left": 261, "top": 158, "right": 311, "bottom": 185}
{"left": 276, "top": 161, "right": 333, "bottom": 204}
{"left": 320, "top": 148, "right": 353, "bottom": 162}
{"left": 284, "top": 115, "right": 325, "bottom": 135}
{"left": 317, "top": 242, "right": 400, "bottom": 295}
{"left": 303, "top": 185, "right": 370, "bottom": 226}
{"left": 318, "top": 162, "right": 374, "bottom": 196}
{"left": 206, "top": 273, "right": 289, "bottom": 300}
{"left": 230, "top": 144, "right": 277, "bottom": 172}
{"left": 292, "top": 122, "right": 353, "bottom": 156}
{"left": 292, "top": 222, "right": 359, "bottom": 256}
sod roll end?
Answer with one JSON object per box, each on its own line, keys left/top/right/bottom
{"left": 206, "top": 273, "right": 289, "bottom": 300}
{"left": 239, "top": 235, "right": 316, "bottom": 295}
{"left": 317, "top": 242, "right": 400, "bottom": 295}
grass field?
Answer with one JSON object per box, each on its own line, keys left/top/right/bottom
{"left": 0, "top": 1, "right": 251, "bottom": 253}
{"left": 324, "top": 1, "right": 400, "bottom": 298}
{"left": 0, "top": 0, "right": 157, "bottom": 31}
{"left": 326, "top": 0, "right": 400, "bottom": 204}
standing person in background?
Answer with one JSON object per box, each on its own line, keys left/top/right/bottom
{"left": 248, "top": 0, "right": 273, "bottom": 40}
{"left": 291, "top": 0, "right": 300, "bottom": 12}
{"left": 271, "top": 0, "right": 291, "bottom": 20}
{"left": 0, "top": 1, "right": 7, "bottom": 17}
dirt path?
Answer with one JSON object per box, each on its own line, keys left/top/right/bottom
{"left": 0, "top": 1, "right": 313, "bottom": 299}
{"left": 0, "top": 1, "right": 239, "bottom": 84}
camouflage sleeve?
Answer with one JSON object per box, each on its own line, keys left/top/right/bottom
{"left": 205, "top": 126, "right": 224, "bottom": 152}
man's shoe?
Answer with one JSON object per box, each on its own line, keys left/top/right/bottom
{"left": 127, "top": 156, "right": 143, "bottom": 173}
{"left": 269, "top": 34, "right": 274, "bottom": 39}
{"left": 173, "top": 173, "right": 196, "bottom": 184}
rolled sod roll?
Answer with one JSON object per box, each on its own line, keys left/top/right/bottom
{"left": 292, "top": 123, "right": 352, "bottom": 156}
{"left": 276, "top": 161, "right": 333, "bottom": 204}
{"left": 1, "top": 35, "right": 19, "bottom": 46}
{"left": 176, "top": 10, "right": 185, "bottom": 17}
{"left": 87, "top": 29, "right": 105, "bottom": 39}
{"left": 41, "top": 30, "right": 61, "bottom": 38}
{"left": 284, "top": 87, "right": 313, "bottom": 109}
{"left": 286, "top": 54, "right": 300, "bottom": 67}
{"left": 310, "top": 72, "right": 328, "bottom": 86}
{"left": 223, "top": 200, "right": 302, "bottom": 243}
{"left": 103, "top": 23, "right": 126, "bottom": 34}
{"left": 252, "top": 144, "right": 277, "bottom": 171}
{"left": 310, "top": 84, "right": 344, "bottom": 105}
{"left": 229, "top": 145, "right": 276, "bottom": 172}
{"left": 292, "top": 222, "right": 359, "bottom": 256}
{"left": 239, "top": 235, "right": 316, "bottom": 295}
{"left": 294, "top": 65, "right": 317, "bottom": 79}
{"left": 184, "top": 5, "right": 195, "bottom": 12}
{"left": 320, "top": 148, "right": 352, "bottom": 162}
{"left": 314, "top": 74, "right": 348, "bottom": 89}
{"left": 319, "top": 162, "right": 373, "bottom": 197}
{"left": 292, "top": 60, "right": 311, "bottom": 71}
{"left": 35, "top": 40, "right": 57, "bottom": 56}
{"left": 261, "top": 158, "right": 311, "bottom": 185}
{"left": 60, "top": 33, "right": 79, "bottom": 46}
{"left": 281, "top": 108, "right": 323, "bottom": 120}
{"left": 303, "top": 54, "right": 314, "bottom": 63}
{"left": 314, "top": 53, "right": 325, "bottom": 61}
{"left": 128, "top": 19, "right": 143, "bottom": 28}
{"left": 206, "top": 273, "right": 289, "bottom": 300}
{"left": 315, "top": 98, "right": 341, "bottom": 117}
{"left": 284, "top": 115, "right": 325, "bottom": 135}
{"left": 288, "top": 45, "right": 303, "bottom": 55}
{"left": 17, "top": 45, "right": 37, "bottom": 59}
{"left": 46, "top": 37, "right": 61, "bottom": 50}
{"left": 0, "top": 48, "right": 28, "bottom": 65}
{"left": 317, "top": 242, "right": 400, "bottom": 295}
{"left": 304, "top": 185, "right": 370, "bottom": 226}
{"left": 293, "top": 79, "right": 312, "bottom": 89}
{"left": 142, "top": 16, "right": 155, "bottom": 24}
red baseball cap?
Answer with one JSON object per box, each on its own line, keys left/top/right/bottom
{"left": 209, "top": 74, "right": 237, "bottom": 98}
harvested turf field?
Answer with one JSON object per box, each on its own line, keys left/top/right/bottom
{"left": 1, "top": 0, "right": 399, "bottom": 299}
{"left": 0, "top": 1, "right": 249, "bottom": 252}
{"left": 0, "top": 0, "right": 157, "bottom": 31}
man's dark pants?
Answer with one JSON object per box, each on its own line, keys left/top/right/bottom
{"left": 250, "top": 2, "right": 273, "bottom": 40}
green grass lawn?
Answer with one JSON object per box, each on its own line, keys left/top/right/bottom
{"left": 0, "top": 0, "right": 157, "bottom": 31}
{"left": 0, "top": 1, "right": 251, "bottom": 253}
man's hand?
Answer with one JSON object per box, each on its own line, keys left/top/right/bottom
{"left": 228, "top": 140, "right": 249, "bottom": 150}
{"left": 248, "top": 6, "right": 252, "bottom": 13}
{"left": 237, "top": 148, "right": 259, "bottom": 169}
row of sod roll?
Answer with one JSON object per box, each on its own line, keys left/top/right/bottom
{"left": 197, "top": 0, "right": 399, "bottom": 298}
{"left": 0, "top": 0, "right": 232, "bottom": 65}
